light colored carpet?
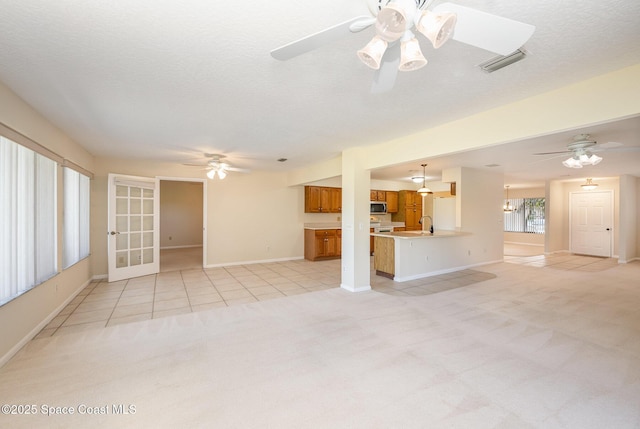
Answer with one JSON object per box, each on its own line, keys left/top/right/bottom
{"left": 1, "top": 261, "right": 639, "bottom": 428}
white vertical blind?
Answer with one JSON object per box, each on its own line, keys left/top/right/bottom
{"left": 63, "top": 167, "right": 90, "bottom": 268}
{"left": 0, "top": 136, "right": 57, "bottom": 304}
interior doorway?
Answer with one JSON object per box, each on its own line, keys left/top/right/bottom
{"left": 159, "top": 178, "right": 206, "bottom": 272}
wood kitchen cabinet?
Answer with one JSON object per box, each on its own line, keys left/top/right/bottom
{"left": 304, "top": 229, "right": 340, "bottom": 261}
{"left": 391, "top": 190, "right": 423, "bottom": 230}
{"left": 370, "top": 228, "right": 374, "bottom": 255}
{"left": 305, "top": 186, "right": 341, "bottom": 213}
{"left": 330, "top": 187, "right": 342, "bottom": 213}
{"left": 385, "top": 191, "right": 398, "bottom": 213}
{"left": 370, "top": 190, "right": 387, "bottom": 202}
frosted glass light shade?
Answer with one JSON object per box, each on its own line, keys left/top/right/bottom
{"left": 399, "top": 37, "right": 427, "bottom": 71}
{"left": 417, "top": 11, "right": 457, "bottom": 49}
{"left": 357, "top": 36, "right": 388, "bottom": 69}
{"left": 562, "top": 156, "right": 583, "bottom": 168}
{"left": 375, "top": 4, "right": 408, "bottom": 42}
{"left": 417, "top": 186, "right": 431, "bottom": 196}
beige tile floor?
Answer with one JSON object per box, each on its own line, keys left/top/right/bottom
{"left": 37, "top": 245, "right": 618, "bottom": 338}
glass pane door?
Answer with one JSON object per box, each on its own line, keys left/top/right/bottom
{"left": 108, "top": 174, "right": 159, "bottom": 282}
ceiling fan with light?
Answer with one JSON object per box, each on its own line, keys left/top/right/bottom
{"left": 270, "top": 0, "right": 535, "bottom": 92}
{"left": 533, "top": 134, "right": 635, "bottom": 169}
{"left": 183, "top": 154, "right": 251, "bottom": 179}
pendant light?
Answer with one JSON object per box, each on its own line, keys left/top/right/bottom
{"left": 417, "top": 164, "right": 432, "bottom": 196}
{"left": 503, "top": 185, "right": 514, "bottom": 212}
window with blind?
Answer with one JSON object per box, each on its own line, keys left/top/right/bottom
{"left": 0, "top": 135, "right": 58, "bottom": 305}
{"left": 504, "top": 197, "right": 545, "bottom": 234}
{"left": 63, "top": 167, "right": 91, "bottom": 268}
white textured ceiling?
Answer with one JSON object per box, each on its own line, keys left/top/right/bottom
{"left": 0, "top": 0, "right": 639, "bottom": 185}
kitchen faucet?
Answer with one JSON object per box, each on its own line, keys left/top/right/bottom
{"left": 419, "top": 215, "right": 434, "bottom": 234}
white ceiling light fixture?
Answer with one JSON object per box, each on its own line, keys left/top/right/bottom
{"left": 183, "top": 153, "right": 250, "bottom": 179}
{"left": 562, "top": 152, "right": 602, "bottom": 168}
{"left": 417, "top": 163, "right": 432, "bottom": 196}
{"left": 399, "top": 32, "right": 427, "bottom": 71}
{"left": 581, "top": 178, "right": 598, "bottom": 191}
{"left": 206, "top": 163, "right": 228, "bottom": 180}
{"left": 271, "top": 1, "right": 535, "bottom": 93}
{"left": 503, "top": 185, "right": 514, "bottom": 213}
{"left": 561, "top": 134, "right": 603, "bottom": 168}
{"left": 357, "top": 35, "right": 389, "bottom": 69}
{"left": 415, "top": 9, "right": 457, "bottom": 49}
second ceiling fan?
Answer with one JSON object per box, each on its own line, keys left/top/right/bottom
{"left": 271, "top": 0, "right": 535, "bottom": 92}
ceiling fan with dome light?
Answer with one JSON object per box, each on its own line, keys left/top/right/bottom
{"left": 183, "top": 154, "right": 251, "bottom": 179}
{"left": 270, "top": 0, "right": 535, "bottom": 92}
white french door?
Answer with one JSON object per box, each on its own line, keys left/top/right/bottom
{"left": 570, "top": 190, "right": 613, "bottom": 257}
{"left": 108, "top": 174, "right": 160, "bottom": 282}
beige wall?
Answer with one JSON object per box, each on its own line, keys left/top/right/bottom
{"left": 0, "top": 81, "right": 95, "bottom": 365}
{"left": 459, "top": 168, "right": 504, "bottom": 262}
{"left": 619, "top": 175, "right": 638, "bottom": 262}
{"left": 160, "top": 180, "right": 203, "bottom": 248}
{"left": 92, "top": 157, "right": 304, "bottom": 275}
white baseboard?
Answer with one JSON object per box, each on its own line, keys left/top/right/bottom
{"left": 340, "top": 284, "right": 372, "bottom": 292}
{"left": 504, "top": 241, "right": 544, "bottom": 247}
{"left": 0, "top": 277, "right": 93, "bottom": 368}
{"left": 160, "top": 245, "right": 203, "bottom": 250}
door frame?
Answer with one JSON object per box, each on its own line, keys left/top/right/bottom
{"left": 157, "top": 176, "right": 208, "bottom": 268}
{"left": 569, "top": 189, "right": 614, "bottom": 257}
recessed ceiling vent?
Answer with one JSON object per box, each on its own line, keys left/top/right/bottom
{"left": 478, "top": 48, "right": 528, "bottom": 73}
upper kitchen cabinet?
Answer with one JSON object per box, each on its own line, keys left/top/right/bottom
{"left": 392, "top": 190, "right": 422, "bottom": 230}
{"left": 398, "top": 189, "right": 421, "bottom": 208}
{"left": 385, "top": 191, "right": 398, "bottom": 213}
{"left": 305, "top": 186, "right": 341, "bottom": 213}
{"left": 370, "top": 189, "right": 398, "bottom": 213}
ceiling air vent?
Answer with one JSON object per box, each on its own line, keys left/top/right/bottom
{"left": 478, "top": 48, "right": 528, "bottom": 73}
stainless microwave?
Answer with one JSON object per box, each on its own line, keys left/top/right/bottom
{"left": 370, "top": 201, "right": 387, "bottom": 214}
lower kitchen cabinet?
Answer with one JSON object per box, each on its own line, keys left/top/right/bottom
{"left": 304, "top": 229, "right": 340, "bottom": 261}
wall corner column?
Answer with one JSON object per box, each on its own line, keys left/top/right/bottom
{"left": 340, "top": 147, "right": 372, "bottom": 292}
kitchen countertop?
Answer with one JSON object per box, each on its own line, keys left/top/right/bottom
{"left": 304, "top": 222, "right": 405, "bottom": 230}
{"left": 370, "top": 230, "right": 470, "bottom": 239}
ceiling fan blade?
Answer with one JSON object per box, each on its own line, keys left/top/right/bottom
{"left": 532, "top": 150, "right": 571, "bottom": 155}
{"left": 433, "top": 2, "right": 535, "bottom": 56}
{"left": 529, "top": 153, "right": 568, "bottom": 164}
{"left": 271, "top": 16, "right": 375, "bottom": 61}
{"left": 226, "top": 167, "right": 251, "bottom": 174}
{"left": 371, "top": 42, "right": 400, "bottom": 94}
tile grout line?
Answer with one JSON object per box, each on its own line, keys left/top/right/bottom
{"left": 104, "top": 278, "right": 130, "bottom": 327}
